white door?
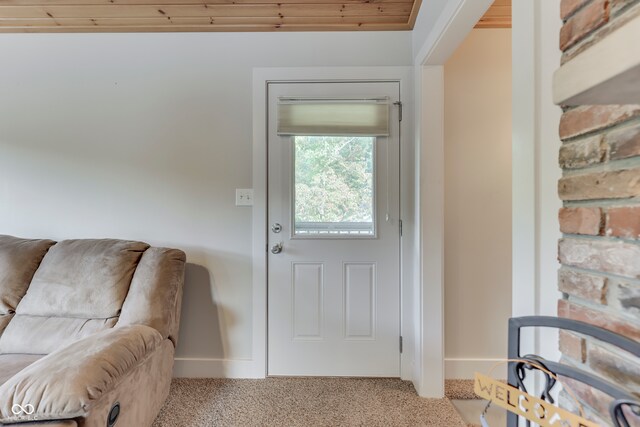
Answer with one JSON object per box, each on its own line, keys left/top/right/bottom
{"left": 267, "top": 81, "right": 401, "bottom": 377}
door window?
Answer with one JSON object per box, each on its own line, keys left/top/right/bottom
{"left": 293, "top": 135, "right": 376, "bottom": 237}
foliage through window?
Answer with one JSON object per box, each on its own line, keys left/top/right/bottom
{"left": 294, "top": 136, "right": 375, "bottom": 236}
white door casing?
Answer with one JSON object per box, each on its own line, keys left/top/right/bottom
{"left": 267, "top": 81, "right": 401, "bottom": 377}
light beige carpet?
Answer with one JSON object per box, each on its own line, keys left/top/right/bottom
{"left": 444, "top": 380, "right": 476, "bottom": 400}
{"left": 153, "top": 378, "right": 467, "bottom": 427}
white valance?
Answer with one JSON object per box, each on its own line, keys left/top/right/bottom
{"left": 277, "top": 97, "right": 390, "bottom": 137}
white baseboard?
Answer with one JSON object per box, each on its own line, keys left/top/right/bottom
{"left": 174, "top": 358, "right": 506, "bottom": 381}
{"left": 445, "top": 358, "right": 506, "bottom": 379}
{"left": 173, "top": 358, "right": 262, "bottom": 378}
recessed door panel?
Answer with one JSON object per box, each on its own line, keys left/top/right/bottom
{"left": 292, "top": 263, "right": 324, "bottom": 340}
{"left": 344, "top": 263, "right": 376, "bottom": 340}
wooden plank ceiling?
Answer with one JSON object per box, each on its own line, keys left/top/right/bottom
{"left": 475, "top": 0, "right": 511, "bottom": 29}
{"left": 0, "top": 0, "right": 422, "bottom": 32}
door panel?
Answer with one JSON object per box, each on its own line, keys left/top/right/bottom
{"left": 267, "top": 81, "right": 400, "bottom": 377}
{"left": 344, "top": 262, "right": 376, "bottom": 339}
{"left": 292, "top": 262, "right": 324, "bottom": 339}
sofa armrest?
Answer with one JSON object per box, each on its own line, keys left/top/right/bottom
{"left": 0, "top": 325, "right": 162, "bottom": 424}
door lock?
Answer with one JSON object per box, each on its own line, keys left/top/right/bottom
{"left": 270, "top": 242, "right": 283, "bottom": 254}
{"left": 271, "top": 223, "right": 282, "bottom": 233}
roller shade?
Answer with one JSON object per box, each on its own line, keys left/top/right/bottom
{"left": 277, "top": 97, "right": 390, "bottom": 136}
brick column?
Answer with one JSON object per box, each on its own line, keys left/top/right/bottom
{"left": 557, "top": 0, "right": 640, "bottom": 423}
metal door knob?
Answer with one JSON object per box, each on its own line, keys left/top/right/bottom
{"left": 271, "top": 243, "right": 283, "bottom": 254}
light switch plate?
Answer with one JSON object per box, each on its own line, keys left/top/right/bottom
{"left": 235, "top": 189, "right": 254, "bottom": 206}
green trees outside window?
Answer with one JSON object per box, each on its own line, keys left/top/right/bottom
{"left": 294, "top": 136, "right": 375, "bottom": 235}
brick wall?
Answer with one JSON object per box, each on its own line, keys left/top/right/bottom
{"left": 557, "top": 0, "right": 640, "bottom": 424}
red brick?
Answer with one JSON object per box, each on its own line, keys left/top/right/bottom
{"left": 612, "top": 0, "right": 638, "bottom": 14}
{"left": 608, "top": 122, "right": 640, "bottom": 160}
{"left": 558, "top": 390, "right": 610, "bottom": 426}
{"left": 557, "top": 0, "right": 640, "bottom": 421}
{"left": 558, "top": 299, "right": 640, "bottom": 341}
{"left": 616, "top": 282, "right": 640, "bottom": 316}
{"left": 588, "top": 344, "right": 640, "bottom": 393}
{"left": 561, "top": 375, "right": 612, "bottom": 418}
{"left": 559, "top": 207, "right": 603, "bottom": 235}
{"left": 561, "top": 0, "right": 592, "bottom": 19}
{"left": 558, "top": 268, "right": 607, "bottom": 303}
{"left": 559, "top": 135, "right": 606, "bottom": 169}
{"left": 559, "top": 330, "right": 586, "bottom": 362}
{"left": 561, "top": 2, "right": 640, "bottom": 64}
{"left": 558, "top": 168, "right": 640, "bottom": 201}
{"left": 559, "top": 238, "right": 640, "bottom": 279}
{"left": 606, "top": 206, "right": 640, "bottom": 239}
{"left": 563, "top": 379, "right": 640, "bottom": 426}
{"left": 622, "top": 406, "right": 640, "bottom": 426}
{"left": 559, "top": 105, "right": 640, "bottom": 140}
{"left": 560, "top": 0, "right": 610, "bottom": 51}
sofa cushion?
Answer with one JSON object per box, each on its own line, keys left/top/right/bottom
{"left": 15, "top": 239, "right": 149, "bottom": 319}
{"left": 118, "top": 247, "right": 186, "bottom": 345}
{"left": 0, "top": 314, "right": 12, "bottom": 336}
{"left": 0, "top": 315, "right": 118, "bottom": 354}
{"left": 0, "top": 235, "right": 55, "bottom": 316}
{"left": 0, "top": 354, "right": 42, "bottom": 386}
{"left": 0, "top": 325, "right": 163, "bottom": 424}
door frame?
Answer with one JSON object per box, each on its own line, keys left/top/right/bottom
{"left": 412, "top": 0, "right": 495, "bottom": 397}
{"left": 252, "top": 67, "right": 415, "bottom": 380}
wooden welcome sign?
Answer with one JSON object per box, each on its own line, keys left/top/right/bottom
{"left": 474, "top": 373, "right": 599, "bottom": 427}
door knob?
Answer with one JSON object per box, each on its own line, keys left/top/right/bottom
{"left": 271, "top": 242, "right": 283, "bottom": 254}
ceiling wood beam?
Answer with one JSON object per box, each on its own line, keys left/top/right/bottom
{"left": 0, "top": 22, "right": 412, "bottom": 31}
{"left": 0, "top": 3, "right": 414, "bottom": 19}
{"left": 0, "top": 14, "right": 410, "bottom": 25}
{"left": 0, "top": 0, "right": 412, "bottom": 5}
{"left": 0, "top": 0, "right": 420, "bottom": 32}
{"left": 475, "top": 0, "right": 510, "bottom": 29}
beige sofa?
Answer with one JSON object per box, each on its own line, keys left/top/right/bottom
{"left": 0, "top": 235, "right": 186, "bottom": 427}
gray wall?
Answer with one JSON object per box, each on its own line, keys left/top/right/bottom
{"left": 0, "top": 32, "right": 412, "bottom": 365}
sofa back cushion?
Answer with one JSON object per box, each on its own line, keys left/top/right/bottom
{"left": 0, "top": 239, "right": 149, "bottom": 354}
{"left": 15, "top": 239, "right": 149, "bottom": 318}
{"left": 0, "top": 235, "right": 55, "bottom": 336}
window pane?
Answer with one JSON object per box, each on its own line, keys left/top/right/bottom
{"left": 294, "top": 136, "right": 375, "bottom": 237}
